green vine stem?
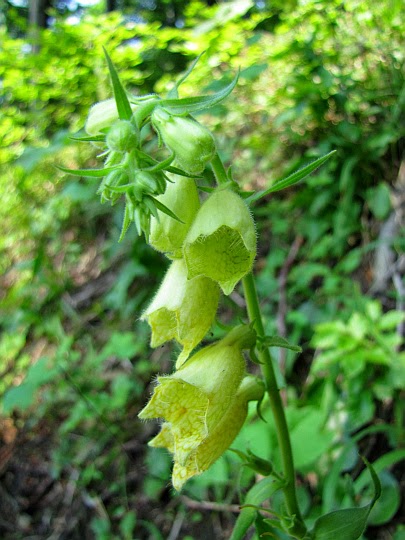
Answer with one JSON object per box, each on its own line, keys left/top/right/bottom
{"left": 211, "top": 153, "right": 307, "bottom": 538}
{"left": 242, "top": 272, "right": 307, "bottom": 538}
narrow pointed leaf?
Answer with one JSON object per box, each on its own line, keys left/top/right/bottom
{"left": 144, "top": 154, "right": 174, "bottom": 172}
{"left": 160, "top": 71, "right": 239, "bottom": 114}
{"left": 149, "top": 196, "right": 184, "bottom": 223}
{"left": 56, "top": 165, "right": 121, "bottom": 178}
{"left": 69, "top": 134, "right": 106, "bottom": 143}
{"left": 167, "top": 52, "right": 205, "bottom": 99}
{"left": 197, "top": 185, "right": 215, "bottom": 194}
{"left": 103, "top": 48, "right": 133, "bottom": 121}
{"left": 247, "top": 150, "right": 337, "bottom": 204}
{"left": 166, "top": 165, "right": 201, "bottom": 178}
{"left": 260, "top": 335, "right": 302, "bottom": 353}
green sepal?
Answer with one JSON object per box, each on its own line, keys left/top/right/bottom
{"left": 143, "top": 196, "right": 159, "bottom": 220}
{"left": 246, "top": 150, "right": 337, "bottom": 204}
{"left": 197, "top": 185, "right": 215, "bottom": 194}
{"left": 310, "top": 457, "right": 381, "bottom": 540}
{"left": 143, "top": 154, "right": 174, "bottom": 172}
{"left": 56, "top": 165, "right": 122, "bottom": 178}
{"left": 229, "top": 477, "right": 284, "bottom": 540}
{"left": 119, "top": 203, "right": 132, "bottom": 242}
{"left": 166, "top": 165, "right": 202, "bottom": 178}
{"left": 69, "top": 134, "right": 106, "bottom": 143}
{"left": 159, "top": 70, "right": 239, "bottom": 115}
{"left": 249, "top": 346, "right": 263, "bottom": 365}
{"left": 105, "top": 182, "right": 134, "bottom": 194}
{"left": 256, "top": 396, "right": 267, "bottom": 423}
{"left": 230, "top": 448, "right": 274, "bottom": 477}
{"left": 149, "top": 196, "right": 184, "bottom": 224}
{"left": 167, "top": 52, "right": 205, "bottom": 99}
{"left": 259, "top": 335, "right": 302, "bottom": 353}
{"left": 103, "top": 48, "right": 133, "bottom": 121}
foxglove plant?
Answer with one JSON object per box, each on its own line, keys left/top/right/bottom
{"left": 62, "top": 51, "right": 380, "bottom": 540}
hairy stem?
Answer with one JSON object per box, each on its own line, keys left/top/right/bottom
{"left": 211, "top": 152, "right": 229, "bottom": 185}
{"left": 242, "top": 272, "right": 308, "bottom": 539}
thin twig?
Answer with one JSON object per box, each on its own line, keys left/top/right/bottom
{"left": 180, "top": 495, "right": 241, "bottom": 514}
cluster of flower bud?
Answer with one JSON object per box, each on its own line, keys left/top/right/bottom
{"left": 83, "top": 96, "right": 221, "bottom": 239}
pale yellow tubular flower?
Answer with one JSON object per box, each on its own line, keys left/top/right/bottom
{"left": 138, "top": 326, "right": 259, "bottom": 489}
{"left": 141, "top": 259, "right": 220, "bottom": 367}
{"left": 183, "top": 188, "right": 257, "bottom": 295}
{"left": 172, "top": 375, "right": 265, "bottom": 491}
{"left": 149, "top": 173, "right": 200, "bottom": 259}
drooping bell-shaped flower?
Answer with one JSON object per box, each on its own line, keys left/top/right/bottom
{"left": 183, "top": 188, "right": 256, "bottom": 295}
{"left": 138, "top": 326, "right": 262, "bottom": 490}
{"left": 151, "top": 108, "right": 216, "bottom": 175}
{"left": 149, "top": 173, "right": 200, "bottom": 259}
{"left": 141, "top": 259, "right": 219, "bottom": 366}
{"left": 170, "top": 375, "right": 264, "bottom": 490}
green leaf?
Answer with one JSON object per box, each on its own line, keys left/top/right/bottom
{"left": 247, "top": 150, "right": 337, "bottom": 204}
{"left": 103, "top": 48, "right": 133, "bottom": 121}
{"left": 366, "top": 183, "right": 392, "bottom": 220}
{"left": 69, "top": 134, "right": 106, "bottom": 143}
{"left": 311, "top": 458, "right": 381, "bottom": 540}
{"left": 260, "top": 335, "right": 302, "bottom": 353}
{"left": 367, "top": 471, "right": 400, "bottom": 526}
{"left": 159, "top": 70, "right": 239, "bottom": 114}
{"left": 167, "top": 52, "right": 205, "bottom": 99}
{"left": 57, "top": 165, "right": 121, "bottom": 178}
{"left": 230, "top": 477, "right": 284, "bottom": 540}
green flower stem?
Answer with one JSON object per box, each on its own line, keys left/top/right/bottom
{"left": 242, "top": 272, "right": 308, "bottom": 539}
{"left": 211, "top": 153, "right": 229, "bottom": 185}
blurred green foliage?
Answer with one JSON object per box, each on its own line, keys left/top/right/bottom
{"left": 0, "top": 0, "right": 404, "bottom": 538}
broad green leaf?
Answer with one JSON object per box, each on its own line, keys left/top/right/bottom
{"left": 368, "top": 471, "right": 400, "bottom": 526}
{"left": 312, "top": 458, "right": 381, "bottom": 540}
{"left": 103, "top": 48, "right": 133, "bottom": 121}
{"left": 230, "top": 477, "right": 284, "bottom": 540}
{"left": 159, "top": 71, "right": 239, "bottom": 114}
{"left": 247, "top": 151, "right": 336, "bottom": 204}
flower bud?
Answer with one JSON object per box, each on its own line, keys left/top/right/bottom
{"left": 106, "top": 120, "right": 138, "bottom": 153}
{"left": 149, "top": 174, "right": 200, "bottom": 259}
{"left": 141, "top": 259, "right": 220, "bottom": 366}
{"left": 138, "top": 328, "right": 262, "bottom": 491}
{"left": 99, "top": 169, "right": 129, "bottom": 204}
{"left": 183, "top": 189, "right": 256, "bottom": 295}
{"left": 151, "top": 108, "right": 216, "bottom": 175}
{"left": 85, "top": 98, "right": 136, "bottom": 136}
{"left": 136, "top": 170, "right": 166, "bottom": 195}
